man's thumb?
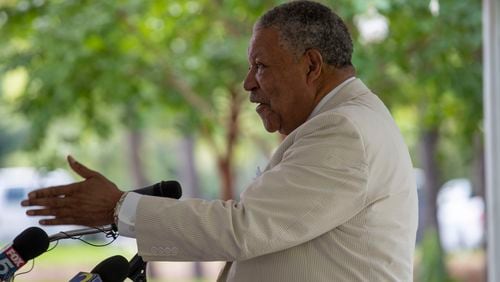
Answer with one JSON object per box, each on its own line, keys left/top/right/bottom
{"left": 67, "top": 155, "right": 98, "bottom": 179}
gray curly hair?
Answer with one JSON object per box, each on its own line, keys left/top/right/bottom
{"left": 256, "top": 1, "right": 353, "bottom": 68}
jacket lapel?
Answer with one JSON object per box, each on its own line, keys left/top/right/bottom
{"left": 263, "top": 132, "right": 295, "bottom": 171}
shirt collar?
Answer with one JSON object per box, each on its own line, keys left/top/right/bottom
{"left": 307, "top": 77, "right": 356, "bottom": 120}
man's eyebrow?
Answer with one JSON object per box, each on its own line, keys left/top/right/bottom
{"left": 250, "top": 49, "right": 267, "bottom": 60}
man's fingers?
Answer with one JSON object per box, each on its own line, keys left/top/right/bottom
{"left": 20, "top": 156, "right": 120, "bottom": 227}
{"left": 37, "top": 214, "right": 99, "bottom": 226}
{"left": 25, "top": 183, "right": 80, "bottom": 201}
{"left": 26, "top": 208, "right": 82, "bottom": 226}
{"left": 26, "top": 207, "right": 68, "bottom": 216}
{"left": 39, "top": 217, "right": 78, "bottom": 226}
{"left": 22, "top": 196, "right": 71, "bottom": 208}
{"left": 67, "top": 155, "right": 99, "bottom": 179}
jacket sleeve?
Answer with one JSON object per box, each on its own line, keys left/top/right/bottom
{"left": 135, "top": 113, "right": 369, "bottom": 261}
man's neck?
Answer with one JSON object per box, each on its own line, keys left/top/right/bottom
{"left": 314, "top": 65, "right": 356, "bottom": 105}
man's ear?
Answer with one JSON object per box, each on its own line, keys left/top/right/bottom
{"left": 304, "top": 49, "right": 323, "bottom": 84}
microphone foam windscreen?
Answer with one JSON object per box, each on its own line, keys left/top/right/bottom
{"left": 91, "top": 255, "right": 129, "bottom": 282}
{"left": 12, "top": 227, "right": 49, "bottom": 260}
{"left": 157, "top": 180, "right": 182, "bottom": 199}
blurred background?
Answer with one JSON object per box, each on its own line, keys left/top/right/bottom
{"left": 0, "top": 0, "right": 486, "bottom": 281}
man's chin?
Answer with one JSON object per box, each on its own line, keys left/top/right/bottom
{"left": 261, "top": 119, "right": 280, "bottom": 133}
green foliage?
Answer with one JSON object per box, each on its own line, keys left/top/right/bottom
{"left": 0, "top": 0, "right": 277, "bottom": 151}
{"left": 3, "top": 0, "right": 481, "bottom": 173}
{"left": 0, "top": 107, "right": 29, "bottom": 165}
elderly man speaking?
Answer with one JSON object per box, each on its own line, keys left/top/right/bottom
{"left": 22, "top": 1, "right": 418, "bottom": 281}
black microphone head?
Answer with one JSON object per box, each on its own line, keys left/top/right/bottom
{"left": 12, "top": 227, "right": 49, "bottom": 261}
{"left": 133, "top": 180, "right": 182, "bottom": 199}
{"left": 91, "top": 255, "right": 129, "bottom": 282}
{"left": 157, "top": 180, "right": 182, "bottom": 199}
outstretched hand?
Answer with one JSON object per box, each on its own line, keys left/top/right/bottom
{"left": 21, "top": 155, "right": 124, "bottom": 227}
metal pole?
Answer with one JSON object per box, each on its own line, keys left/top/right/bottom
{"left": 483, "top": 0, "right": 500, "bottom": 281}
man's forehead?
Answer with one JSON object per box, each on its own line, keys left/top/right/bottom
{"left": 247, "top": 27, "right": 281, "bottom": 58}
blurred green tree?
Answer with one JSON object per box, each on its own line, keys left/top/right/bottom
{"left": 0, "top": 0, "right": 280, "bottom": 199}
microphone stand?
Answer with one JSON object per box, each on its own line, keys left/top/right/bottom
{"left": 50, "top": 227, "right": 149, "bottom": 281}
{"left": 50, "top": 225, "right": 146, "bottom": 280}
{"left": 48, "top": 225, "right": 117, "bottom": 242}
{"left": 128, "top": 254, "right": 148, "bottom": 282}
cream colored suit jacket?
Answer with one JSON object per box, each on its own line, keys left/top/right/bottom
{"left": 135, "top": 79, "right": 418, "bottom": 281}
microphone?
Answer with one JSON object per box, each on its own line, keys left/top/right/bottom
{"left": 0, "top": 227, "right": 49, "bottom": 282}
{"left": 133, "top": 180, "right": 182, "bottom": 199}
{"left": 127, "top": 254, "right": 147, "bottom": 282}
{"left": 69, "top": 255, "right": 129, "bottom": 282}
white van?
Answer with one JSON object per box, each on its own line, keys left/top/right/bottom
{"left": 0, "top": 167, "right": 76, "bottom": 243}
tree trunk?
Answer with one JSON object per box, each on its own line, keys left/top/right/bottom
{"left": 127, "top": 128, "right": 148, "bottom": 188}
{"left": 178, "top": 135, "right": 201, "bottom": 198}
{"left": 217, "top": 89, "right": 242, "bottom": 201}
{"left": 418, "top": 126, "right": 449, "bottom": 281}
{"left": 421, "top": 127, "right": 440, "bottom": 232}
{"left": 218, "top": 158, "right": 233, "bottom": 200}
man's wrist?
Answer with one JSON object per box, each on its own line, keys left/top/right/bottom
{"left": 115, "top": 192, "right": 141, "bottom": 238}
{"left": 113, "top": 192, "right": 129, "bottom": 226}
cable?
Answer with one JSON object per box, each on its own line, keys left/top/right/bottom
{"left": 11, "top": 240, "right": 58, "bottom": 280}
{"left": 58, "top": 226, "right": 118, "bottom": 247}
{"left": 47, "top": 240, "right": 59, "bottom": 252}
{"left": 12, "top": 259, "right": 35, "bottom": 281}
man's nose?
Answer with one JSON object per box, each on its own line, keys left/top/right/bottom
{"left": 243, "top": 69, "right": 258, "bottom": 92}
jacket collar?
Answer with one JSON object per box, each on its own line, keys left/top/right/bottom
{"left": 312, "top": 78, "right": 371, "bottom": 118}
